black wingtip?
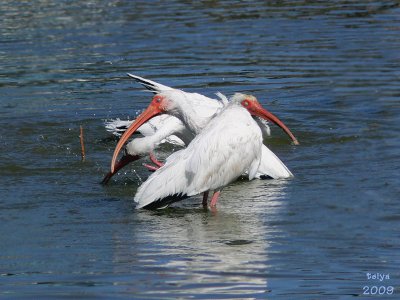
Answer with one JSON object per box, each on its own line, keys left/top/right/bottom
{"left": 127, "top": 73, "right": 158, "bottom": 93}
{"left": 141, "top": 194, "right": 189, "bottom": 210}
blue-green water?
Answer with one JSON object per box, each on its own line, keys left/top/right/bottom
{"left": 1, "top": 1, "right": 399, "bottom": 298}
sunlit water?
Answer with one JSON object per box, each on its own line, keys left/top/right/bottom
{"left": 1, "top": 1, "right": 399, "bottom": 298}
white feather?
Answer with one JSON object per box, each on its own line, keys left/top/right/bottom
{"left": 134, "top": 104, "right": 262, "bottom": 208}
{"left": 215, "top": 92, "right": 229, "bottom": 106}
{"left": 113, "top": 74, "right": 293, "bottom": 179}
{"left": 255, "top": 145, "right": 293, "bottom": 178}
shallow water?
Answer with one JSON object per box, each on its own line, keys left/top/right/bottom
{"left": 1, "top": 1, "right": 400, "bottom": 298}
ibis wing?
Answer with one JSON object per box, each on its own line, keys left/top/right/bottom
{"left": 134, "top": 149, "right": 189, "bottom": 209}
{"left": 255, "top": 145, "right": 293, "bottom": 179}
{"left": 185, "top": 108, "right": 262, "bottom": 194}
{"left": 127, "top": 73, "right": 174, "bottom": 93}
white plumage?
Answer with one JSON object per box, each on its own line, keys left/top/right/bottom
{"left": 105, "top": 116, "right": 186, "bottom": 147}
{"left": 134, "top": 102, "right": 263, "bottom": 209}
{"left": 106, "top": 74, "right": 223, "bottom": 159}
{"left": 106, "top": 74, "right": 296, "bottom": 182}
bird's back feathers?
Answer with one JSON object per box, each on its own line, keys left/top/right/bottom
{"left": 134, "top": 104, "right": 262, "bottom": 209}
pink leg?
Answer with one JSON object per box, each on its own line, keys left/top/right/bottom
{"left": 149, "top": 151, "right": 164, "bottom": 168}
{"left": 202, "top": 191, "right": 209, "bottom": 208}
{"left": 209, "top": 191, "right": 221, "bottom": 208}
{"left": 142, "top": 163, "right": 159, "bottom": 172}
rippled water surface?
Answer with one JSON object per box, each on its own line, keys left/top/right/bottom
{"left": 1, "top": 1, "right": 400, "bottom": 298}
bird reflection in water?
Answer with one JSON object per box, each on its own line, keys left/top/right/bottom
{"left": 109, "top": 178, "right": 289, "bottom": 297}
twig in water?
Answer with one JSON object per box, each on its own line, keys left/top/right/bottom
{"left": 79, "top": 125, "right": 86, "bottom": 162}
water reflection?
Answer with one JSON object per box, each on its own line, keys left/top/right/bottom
{"left": 2, "top": 0, "right": 399, "bottom": 297}
{"left": 110, "top": 179, "right": 290, "bottom": 297}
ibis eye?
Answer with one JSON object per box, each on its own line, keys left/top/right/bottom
{"left": 155, "top": 97, "right": 161, "bottom": 103}
{"left": 243, "top": 101, "right": 249, "bottom": 106}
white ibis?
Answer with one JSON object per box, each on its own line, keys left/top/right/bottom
{"left": 102, "top": 74, "right": 224, "bottom": 183}
{"left": 104, "top": 116, "right": 184, "bottom": 146}
{"left": 103, "top": 75, "right": 298, "bottom": 183}
{"left": 102, "top": 115, "right": 190, "bottom": 184}
{"left": 134, "top": 93, "right": 291, "bottom": 209}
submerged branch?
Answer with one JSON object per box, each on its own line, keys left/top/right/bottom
{"left": 79, "top": 125, "right": 86, "bottom": 162}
